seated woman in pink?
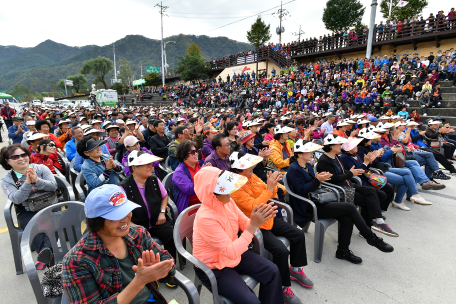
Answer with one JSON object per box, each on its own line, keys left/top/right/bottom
{"left": 192, "top": 166, "right": 284, "bottom": 304}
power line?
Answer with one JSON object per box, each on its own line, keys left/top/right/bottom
{"left": 207, "top": 0, "right": 296, "bottom": 33}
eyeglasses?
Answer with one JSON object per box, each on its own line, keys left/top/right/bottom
{"left": 188, "top": 150, "right": 198, "bottom": 155}
{"left": 8, "top": 153, "right": 28, "bottom": 160}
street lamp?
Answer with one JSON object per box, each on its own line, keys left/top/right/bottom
{"left": 164, "top": 41, "right": 176, "bottom": 77}
{"left": 366, "top": 0, "right": 378, "bottom": 59}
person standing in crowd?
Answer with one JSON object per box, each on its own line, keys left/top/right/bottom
{"left": 1, "top": 100, "right": 16, "bottom": 129}
{"left": 8, "top": 117, "right": 28, "bottom": 144}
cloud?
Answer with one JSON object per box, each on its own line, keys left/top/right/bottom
{"left": 1, "top": 0, "right": 451, "bottom": 47}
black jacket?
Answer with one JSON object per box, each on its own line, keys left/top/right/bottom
{"left": 149, "top": 134, "right": 170, "bottom": 160}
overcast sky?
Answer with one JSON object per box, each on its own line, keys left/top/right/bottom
{"left": 1, "top": 0, "right": 451, "bottom": 48}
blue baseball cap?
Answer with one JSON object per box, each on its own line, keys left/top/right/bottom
{"left": 85, "top": 185, "right": 140, "bottom": 220}
{"left": 369, "top": 117, "right": 379, "bottom": 122}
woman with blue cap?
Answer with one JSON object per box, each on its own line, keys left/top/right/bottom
{"left": 62, "top": 184, "right": 175, "bottom": 304}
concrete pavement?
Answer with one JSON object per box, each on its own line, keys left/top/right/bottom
{"left": 0, "top": 129, "right": 455, "bottom": 303}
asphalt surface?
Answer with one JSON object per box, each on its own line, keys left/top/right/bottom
{"left": 0, "top": 129, "right": 455, "bottom": 304}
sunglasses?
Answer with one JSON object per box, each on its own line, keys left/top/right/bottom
{"left": 8, "top": 153, "right": 29, "bottom": 160}
{"left": 188, "top": 150, "right": 198, "bottom": 155}
{"left": 47, "top": 143, "right": 56, "bottom": 148}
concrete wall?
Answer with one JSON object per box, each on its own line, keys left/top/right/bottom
{"left": 213, "top": 60, "right": 282, "bottom": 80}
{"left": 297, "top": 38, "right": 456, "bottom": 63}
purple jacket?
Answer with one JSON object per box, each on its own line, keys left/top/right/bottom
{"left": 121, "top": 147, "right": 159, "bottom": 176}
{"left": 201, "top": 139, "right": 214, "bottom": 159}
{"left": 172, "top": 161, "right": 204, "bottom": 213}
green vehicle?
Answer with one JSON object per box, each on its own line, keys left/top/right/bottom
{"left": 0, "top": 93, "right": 22, "bottom": 111}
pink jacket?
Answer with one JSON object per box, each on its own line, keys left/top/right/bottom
{"left": 192, "top": 167, "right": 253, "bottom": 270}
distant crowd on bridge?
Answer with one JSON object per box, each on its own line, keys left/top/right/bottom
{"left": 211, "top": 8, "right": 455, "bottom": 70}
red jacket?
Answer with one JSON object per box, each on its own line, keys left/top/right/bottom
{"left": 46, "top": 133, "right": 62, "bottom": 148}
{"left": 0, "top": 107, "right": 15, "bottom": 120}
{"left": 30, "top": 152, "right": 64, "bottom": 174}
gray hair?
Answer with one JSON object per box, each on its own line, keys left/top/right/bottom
{"left": 71, "top": 125, "right": 82, "bottom": 133}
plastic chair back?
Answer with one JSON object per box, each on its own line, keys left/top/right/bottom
{"left": 20, "top": 202, "right": 86, "bottom": 304}
{"left": 162, "top": 172, "right": 174, "bottom": 199}
{"left": 4, "top": 200, "right": 24, "bottom": 275}
{"left": 54, "top": 175, "right": 76, "bottom": 202}
{"left": 283, "top": 174, "right": 337, "bottom": 263}
{"left": 75, "top": 172, "right": 87, "bottom": 202}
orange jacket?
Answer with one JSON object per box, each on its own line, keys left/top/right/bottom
{"left": 231, "top": 174, "right": 286, "bottom": 230}
{"left": 269, "top": 139, "right": 292, "bottom": 170}
{"left": 192, "top": 167, "right": 253, "bottom": 270}
{"left": 402, "top": 84, "right": 413, "bottom": 92}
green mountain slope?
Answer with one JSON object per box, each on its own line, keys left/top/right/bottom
{"left": 0, "top": 34, "right": 252, "bottom": 92}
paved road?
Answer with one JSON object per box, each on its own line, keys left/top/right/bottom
{"left": 0, "top": 131, "right": 455, "bottom": 304}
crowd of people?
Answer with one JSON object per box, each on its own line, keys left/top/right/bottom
{"left": 1, "top": 77, "right": 455, "bottom": 302}
{"left": 211, "top": 8, "right": 455, "bottom": 68}
{"left": 1, "top": 9, "right": 456, "bottom": 300}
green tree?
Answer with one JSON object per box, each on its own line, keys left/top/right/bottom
{"left": 246, "top": 16, "right": 271, "bottom": 48}
{"left": 80, "top": 56, "right": 113, "bottom": 89}
{"left": 10, "top": 84, "right": 31, "bottom": 101}
{"left": 175, "top": 43, "right": 211, "bottom": 82}
{"left": 380, "top": 0, "right": 428, "bottom": 21}
{"left": 144, "top": 72, "right": 162, "bottom": 87}
{"left": 117, "top": 58, "right": 133, "bottom": 87}
{"left": 60, "top": 75, "right": 88, "bottom": 93}
{"left": 322, "top": 0, "right": 366, "bottom": 32}
{"left": 186, "top": 42, "right": 202, "bottom": 57}
{"left": 110, "top": 82, "right": 124, "bottom": 95}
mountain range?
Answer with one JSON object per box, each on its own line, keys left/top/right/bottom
{"left": 0, "top": 34, "right": 252, "bottom": 92}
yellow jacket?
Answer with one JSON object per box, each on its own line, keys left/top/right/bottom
{"left": 269, "top": 139, "right": 293, "bottom": 170}
{"left": 231, "top": 174, "right": 286, "bottom": 230}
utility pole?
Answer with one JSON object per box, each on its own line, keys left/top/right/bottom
{"left": 366, "top": 0, "right": 378, "bottom": 59}
{"left": 292, "top": 25, "right": 305, "bottom": 41}
{"left": 155, "top": 2, "right": 168, "bottom": 87}
{"left": 388, "top": 0, "right": 393, "bottom": 19}
{"left": 273, "top": 1, "right": 288, "bottom": 45}
{"left": 113, "top": 42, "right": 117, "bottom": 83}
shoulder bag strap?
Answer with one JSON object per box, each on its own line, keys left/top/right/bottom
{"left": 335, "top": 155, "right": 352, "bottom": 188}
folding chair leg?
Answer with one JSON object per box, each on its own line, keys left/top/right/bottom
{"left": 314, "top": 222, "right": 325, "bottom": 263}
{"left": 12, "top": 231, "right": 24, "bottom": 275}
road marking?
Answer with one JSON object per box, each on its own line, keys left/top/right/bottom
{"left": 0, "top": 227, "right": 8, "bottom": 234}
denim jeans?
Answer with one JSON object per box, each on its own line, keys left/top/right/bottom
{"left": 387, "top": 167, "right": 419, "bottom": 199}
{"left": 405, "top": 160, "right": 430, "bottom": 184}
{"left": 412, "top": 151, "right": 440, "bottom": 179}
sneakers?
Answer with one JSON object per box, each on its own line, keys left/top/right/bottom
{"left": 283, "top": 287, "right": 303, "bottom": 304}
{"left": 423, "top": 113, "right": 428, "bottom": 116}
{"left": 371, "top": 222, "right": 399, "bottom": 237}
{"left": 366, "top": 233, "right": 394, "bottom": 252}
{"left": 289, "top": 266, "right": 314, "bottom": 288}
{"left": 392, "top": 202, "right": 411, "bottom": 211}
{"left": 159, "top": 277, "right": 178, "bottom": 288}
{"left": 335, "top": 248, "right": 362, "bottom": 264}
{"left": 410, "top": 196, "right": 433, "bottom": 205}
{"left": 35, "top": 248, "right": 53, "bottom": 270}
{"left": 421, "top": 180, "right": 445, "bottom": 190}
{"left": 432, "top": 170, "right": 451, "bottom": 180}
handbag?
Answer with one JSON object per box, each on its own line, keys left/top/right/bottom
{"left": 12, "top": 171, "right": 59, "bottom": 212}
{"left": 394, "top": 152, "right": 406, "bottom": 167}
{"left": 363, "top": 171, "right": 387, "bottom": 189}
{"left": 308, "top": 188, "right": 338, "bottom": 205}
{"left": 339, "top": 186, "right": 355, "bottom": 205}
{"left": 25, "top": 191, "right": 59, "bottom": 212}
{"left": 334, "top": 155, "right": 356, "bottom": 204}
